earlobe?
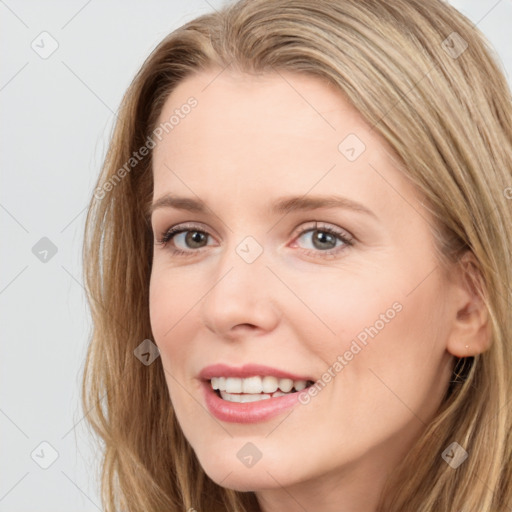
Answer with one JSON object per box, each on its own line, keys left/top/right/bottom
{"left": 446, "top": 251, "right": 492, "bottom": 358}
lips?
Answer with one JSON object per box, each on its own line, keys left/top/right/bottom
{"left": 199, "top": 364, "right": 315, "bottom": 423}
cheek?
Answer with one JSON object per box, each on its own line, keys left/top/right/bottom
{"left": 149, "top": 268, "right": 195, "bottom": 371}
{"left": 286, "top": 262, "right": 406, "bottom": 359}
{"left": 292, "top": 262, "right": 450, "bottom": 407}
{"left": 322, "top": 276, "right": 450, "bottom": 427}
{"left": 149, "top": 262, "right": 199, "bottom": 335}
{"left": 149, "top": 271, "right": 204, "bottom": 425}
{"left": 149, "top": 272, "right": 171, "bottom": 346}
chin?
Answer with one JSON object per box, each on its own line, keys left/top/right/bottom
{"left": 194, "top": 446, "right": 298, "bottom": 492}
{"left": 205, "top": 464, "right": 285, "bottom": 492}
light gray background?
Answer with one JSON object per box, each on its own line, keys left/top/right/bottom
{"left": 1, "top": 1, "right": 510, "bottom": 510}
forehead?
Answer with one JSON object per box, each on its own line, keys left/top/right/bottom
{"left": 154, "top": 69, "right": 369, "bottom": 146}
{"left": 150, "top": 69, "right": 417, "bottom": 213}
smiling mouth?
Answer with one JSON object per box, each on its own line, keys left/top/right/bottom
{"left": 210, "top": 375, "right": 315, "bottom": 403}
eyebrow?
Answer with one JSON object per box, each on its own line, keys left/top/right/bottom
{"left": 149, "top": 194, "right": 377, "bottom": 219}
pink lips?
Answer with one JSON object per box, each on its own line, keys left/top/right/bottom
{"left": 199, "top": 363, "right": 313, "bottom": 424}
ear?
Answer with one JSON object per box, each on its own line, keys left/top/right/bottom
{"left": 445, "top": 251, "right": 492, "bottom": 358}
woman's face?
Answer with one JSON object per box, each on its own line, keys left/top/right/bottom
{"left": 149, "top": 69, "right": 458, "bottom": 507}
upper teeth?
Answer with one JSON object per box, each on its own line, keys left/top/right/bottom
{"left": 211, "top": 376, "right": 308, "bottom": 394}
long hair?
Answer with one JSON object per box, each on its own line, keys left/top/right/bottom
{"left": 82, "top": 0, "right": 512, "bottom": 510}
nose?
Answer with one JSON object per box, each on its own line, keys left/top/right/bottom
{"left": 199, "top": 242, "right": 281, "bottom": 340}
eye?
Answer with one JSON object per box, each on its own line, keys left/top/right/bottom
{"left": 155, "top": 220, "right": 354, "bottom": 259}
{"left": 155, "top": 223, "right": 215, "bottom": 257}
{"left": 291, "top": 221, "right": 353, "bottom": 257}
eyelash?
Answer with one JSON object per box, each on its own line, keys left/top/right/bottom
{"left": 155, "top": 221, "right": 354, "bottom": 259}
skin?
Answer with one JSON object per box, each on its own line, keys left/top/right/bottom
{"left": 148, "top": 69, "right": 490, "bottom": 512}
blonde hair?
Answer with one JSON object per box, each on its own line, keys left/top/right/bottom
{"left": 82, "top": 0, "right": 512, "bottom": 510}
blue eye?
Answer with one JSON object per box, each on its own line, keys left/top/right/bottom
{"left": 155, "top": 221, "right": 354, "bottom": 258}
